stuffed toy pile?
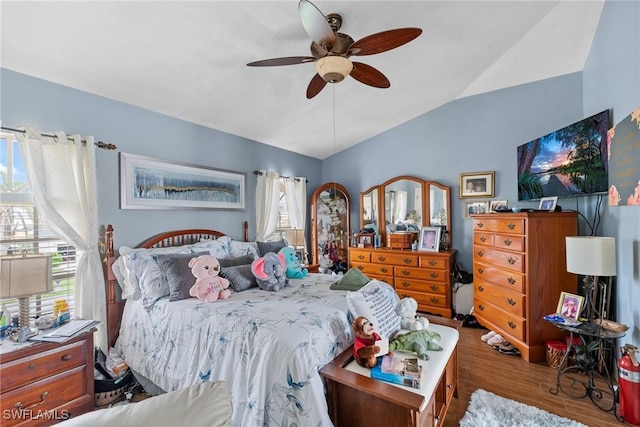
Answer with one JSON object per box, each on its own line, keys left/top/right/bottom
{"left": 389, "top": 329, "right": 443, "bottom": 360}
{"left": 396, "top": 298, "right": 430, "bottom": 330}
{"left": 279, "top": 247, "right": 308, "bottom": 279}
{"left": 352, "top": 316, "right": 382, "bottom": 368}
{"left": 251, "top": 252, "right": 289, "bottom": 291}
{"left": 189, "top": 254, "right": 231, "bottom": 302}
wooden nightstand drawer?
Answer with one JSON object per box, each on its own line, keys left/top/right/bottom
{"left": 1, "top": 340, "right": 88, "bottom": 393}
{"left": 371, "top": 252, "right": 418, "bottom": 266}
{"left": 474, "top": 246, "right": 524, "bottom": 272}
{"left": 395, "top": 278, "right": 446, "bottom": 295}
{"left": 1, "top": 366, "right": 87, "bottom": 426}
{"left": 395, "top": 266, "right": 445, "bottom": 282}
{"left": 474, "top": 280, "right": 525, "bottom": 317}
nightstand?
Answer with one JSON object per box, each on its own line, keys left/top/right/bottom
{"left": 0, "top": 329, "right": 95, "bottom": 426}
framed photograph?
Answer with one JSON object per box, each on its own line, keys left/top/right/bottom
{"left": 539, "top": 196, "right": 558, "bottom": 211}
{"left": 358, "top": 233, "right": 374, "bottom": 247}
{"left": 459, "top": 171, "right": 495, "bottom": 198}
{"left": 489, "top": 200, "right": 508, "bottom": 212}
{"left": 418, "top": 226, "right": 441, "bottom": 252}
{"left": 120, "top": 152, "right": 246, "bottom": 210}
{"left": 556, "top": 292, "right": 584, "bottom": 320}
{"left": 464, "top": 201, "right": 489, "bottom": 218}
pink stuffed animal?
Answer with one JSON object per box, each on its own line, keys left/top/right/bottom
{"left": 188, "top": 254, "right": 231, "bottom": 302}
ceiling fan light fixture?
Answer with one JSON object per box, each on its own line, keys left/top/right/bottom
{"left": 315, "top": 56, "right": 353, "bottom": 83}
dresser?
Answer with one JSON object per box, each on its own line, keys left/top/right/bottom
{"left": 348, "top": 247, "right": 456, "bottom": 317}
{"left": 471, "top": 212, "right": 578, "bottom": 362}
{"left": 0, "top": 330, "right": 95, "bottom": 426}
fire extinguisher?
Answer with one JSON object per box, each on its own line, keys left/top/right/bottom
{"left": 619, "top": 344, "right": 640, "bottom": 425}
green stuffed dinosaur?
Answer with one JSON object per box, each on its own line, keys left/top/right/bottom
{"left": 389, "top": 329, "right": 443, "bottom": 360}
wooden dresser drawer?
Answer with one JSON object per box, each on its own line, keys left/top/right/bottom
{"left": 473, "top": 262, "right": 525, "bottom": 293}
{"left": 353, "top": 262, "right": 393, "bottom": 277}
{"left": 398, "top": 290, "right": 448, "bottom": 308}
{"left": 494, "top": 234, "right": 525, "bottom": 251}
{"left": 474, "top": 280, "right": 525, "bottom": 317}
{"left": 350, "top": 250, "right": 371, "bottom": 263}
{"left": 474, "top": 232, "right": 495, "bottom": 247}
{"left": 418, "top": 256, "right": 446, "bottom": 269}
{"left": 1, "top": 366, "right": 87, "bottom": 425}
{"left": 474, "top": 300, "right": 525, "bottom": 342}
{"left": 371, "top": 252, "right": 418, "bottom": 267}
{"left": 395, "top": 278, "right": 447, "bottom": 295}
{"left": 473, "top": 218, "right": 524, "bottom": 234}
{"left": 395, "top": 266, "right": 446, "bottom": 282}
{"left": 474, "top": 246, "right": 525, "bottom": 272}
{"left": 0, "top": 340, "right": 87, "bottom": 393}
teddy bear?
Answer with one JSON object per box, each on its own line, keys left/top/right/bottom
{"left": 395, "top": 297, "right": 430, "bottom": 330}
{"left": 389, "top": 329, "right": 443, "bottom": 360}
{"left": 352, "top": 316, "right": 383, "bottom": 368}
{"left": 251, "top": 252, "right": 289, "bottom": 291}
{"left": 188, "top": 254, "right": 231, "bottom": 302}
{"left": 278, "top": 247, "right": 308, "bottom": 279}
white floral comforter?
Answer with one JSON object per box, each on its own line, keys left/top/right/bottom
{"left": 116, "top": 273, "right": 353, "bottom": 427}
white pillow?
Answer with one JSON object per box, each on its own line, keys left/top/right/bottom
{"left": 228, "top": 239, "right": 259, "bottom": 259}
{"left": 346, "top": 280, "right": 401, "bottom": 339}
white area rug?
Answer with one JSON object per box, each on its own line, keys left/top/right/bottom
{"left": 460, "top": 389, "right": 587, "bottom": 427}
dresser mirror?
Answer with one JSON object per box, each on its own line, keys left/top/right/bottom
{"left": 310, "top": 182, "right": 350, "bottom": 270}
{"left": 361, "top": 175, "right": 451, "bottom": 250}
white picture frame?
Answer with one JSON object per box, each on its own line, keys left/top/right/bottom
{"left": 538, "top": 196, "right": 558, "bottom": 211}
{"left": 418, "top": 226, "right": 441, "bottom": 252}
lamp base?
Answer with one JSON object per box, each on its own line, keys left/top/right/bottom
{"left": 18, "top": 297, "right": 30, "bottom": 329}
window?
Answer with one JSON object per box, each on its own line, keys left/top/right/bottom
{"left": 0, "top": 136, "right": 76, "bottom": 321}
{"left": 274, "top": 179, "right": 305, "bottom": 248}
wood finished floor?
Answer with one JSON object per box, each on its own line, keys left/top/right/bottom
{"left": 443, "top": 326, "right": 625, "bottom": 427}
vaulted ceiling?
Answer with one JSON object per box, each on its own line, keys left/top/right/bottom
{"left": 1, "top": 1, "right": 604, "bottom": 159}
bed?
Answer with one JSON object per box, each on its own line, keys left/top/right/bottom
{"left": 103, "top": 223, "right": 359, "bottom": 427}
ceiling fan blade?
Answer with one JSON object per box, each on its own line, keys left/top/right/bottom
{"left": 306, "top": 73, "right": 327, "bottom": 99}
{"left": 349, "top": 28, "right": 422, "bottom": 56}
{"left": 299, "top": 0, "right": 335, "bottom": 46}
{"left": 247, "top": 56, "right": 315, "bottom": 67}
{"left": 350, "top": 62, "right": 390, "bottom": 88}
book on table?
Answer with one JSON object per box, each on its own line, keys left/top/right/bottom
{"left": 370, "top": 354, "right": 423, "bottom": 389}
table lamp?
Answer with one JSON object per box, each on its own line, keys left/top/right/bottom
{"left": 0, "top": 253, "right": 53, "bottom": 329}
{"left": 565, "top": 236, "right": 616, "bottom": 322}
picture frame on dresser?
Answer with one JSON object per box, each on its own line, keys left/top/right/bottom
{"left": 418, "top": 226, "right": 441, "bottom": 252}
{"left": 464, "top": 201, "right": 489, "bottom": 218}
{"left": 539, "top": 196, "right": 558, "bottom": 211}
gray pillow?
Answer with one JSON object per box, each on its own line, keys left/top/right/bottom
{"left": 156, "top": 252, "right": 209, "bottom": 301}
{"left": 222, "top": 264, "right": 258, "bottom": 292}
{"left": 218, "top": 254, "right": 254, "bottom": 268}
{"left": 256, "top": 239, "right": 287, "bottom": 257}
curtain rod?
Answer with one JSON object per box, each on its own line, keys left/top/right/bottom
{"left": 253, "top": 170, "right": 308, "bottom": 182}
{"left": 1, "top": 126, "right": 117, "bottom": 150}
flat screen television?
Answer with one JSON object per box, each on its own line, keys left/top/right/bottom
{"left": 517, "top": 110, "right": 611, "bottom": 201}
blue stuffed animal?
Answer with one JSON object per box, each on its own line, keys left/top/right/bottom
{"left": 279, "top": 247, "right": 308, "bottom": 279}
{"left": 251, "top": 252, "right": 289, "bottom": 291}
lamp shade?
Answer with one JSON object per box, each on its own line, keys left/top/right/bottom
{"left": 285, "top": 229, "right": 305, "bottom": 248}
{"left": 315, "top": 56, "right": 353, "bottom": 83}
{"left": 0, "top": 254, "right": 53, "bottom": 299}
{"left": 565, "top": 236, "right": 616, "bottom": 276}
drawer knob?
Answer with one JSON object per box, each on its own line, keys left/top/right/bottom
{"left": 430, "top": 297, "right": 439, "bottom": 303}
{"left": 478, "top": 285, "right": 484, "bottom": 292}
{"left": 357, "top": 266, "right": 363, "bottom": 271}
{"left": 430, "top": 272, "right": 439, "bottom": 279}
{"left": 377, "top": 256, "right": 386, "bottom": 262}
{"left": 401, "top": 270, "right": 410, "bottom": 276}
{"left": 477, "top": 250, "right": 484, "bottom": 257}
{"left": 507, "top": 277, "right": 516, "bottom": 284}
{"left": 357, "top": 255, "right": 364, "bottom": 260}
{"left": 508, "top": 321, "right": 516, "bottom": 329}
{"left": 380, "top": 267, "right": 388, "bottom": 273}
{"left": 478, "top": 304, "right": 485, "bottom": 311}
{"left": 508, "top": 257, "right": 517, "bottom": 265}
{"left": 62, "top": 354, "right": 72, "bottom": 361}
{"left": 507, "top": 223, "right": 516, "bottom": 230}
{"left": 507, "top": 298, "right": 516, "bottom": 306}
{"left": 504, "top": 239, "right": 512, "bottom": 246}
{"left": 15, "top": 392, "right": 49, "bottom": 410}
{"left": 480, "top": 236, "right": 486, "bottom": 242}
{"left": 28, "top": 363, "right": 36, "bottom": 370}
{"left": 477, "top": 222, "right": 484, "bottom": 228}
{"left": 401, "top": 293, "right": 410, "bottom": 298}
{"left": 403, "top": 258, "right": 411, "bottom": 264}
{"left": 428, "top": 260, "right": 437, "bottom": 266}
{"left": 401, "top": 282, "right": 410, "bottom": 288}
{"left": 430, "top": 285, "right": 438, "bottom": 291}
{"left": 477, "top": 268, "right": 484, "bottom": 274}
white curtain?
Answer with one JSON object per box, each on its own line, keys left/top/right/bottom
{"left": 15, "top": 129, "right": 107, "bottom": 351}
{"left": 255, "top": 170, "right": 280, "bottom": 242}
{"left": 394, "top": 190, "right": 407, "bottom": 223}
{"left": 283, "top": 176, "right": 307, "bottom": 247}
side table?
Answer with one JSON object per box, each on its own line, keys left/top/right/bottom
{"left": 548, "top": 322, "right": 625, "bottom": 420}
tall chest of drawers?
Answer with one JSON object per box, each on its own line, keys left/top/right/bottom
{"left": 471, "top": 212, "right": 578, "bottom": 362}
{"left": 0, "top": 330, "right": 95, "bottom": 426}
{"left": 348, "top": 247, "right": 456, "bottom": 317}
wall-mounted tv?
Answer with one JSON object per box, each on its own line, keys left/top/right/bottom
{"left": 517, "top": 110, "right": 611, "bottom": 201}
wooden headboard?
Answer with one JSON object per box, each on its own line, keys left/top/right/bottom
{"left": 103, "top": 221, "right": 249, "bottom": 348}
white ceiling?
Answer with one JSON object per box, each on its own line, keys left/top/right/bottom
{"left": 1, "top": 1, "right": 604, "bottom": 159}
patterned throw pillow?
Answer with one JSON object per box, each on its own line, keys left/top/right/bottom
{"left": 346, "top": 280, "right": 401, "bottom": 339}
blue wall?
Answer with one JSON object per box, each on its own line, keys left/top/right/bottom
{"left": 1, "top": 0, "right": 637, "bottom": 344}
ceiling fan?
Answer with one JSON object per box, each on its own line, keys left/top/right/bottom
{"left": 247, "top": 0, "right": 422, "bottom": 99}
